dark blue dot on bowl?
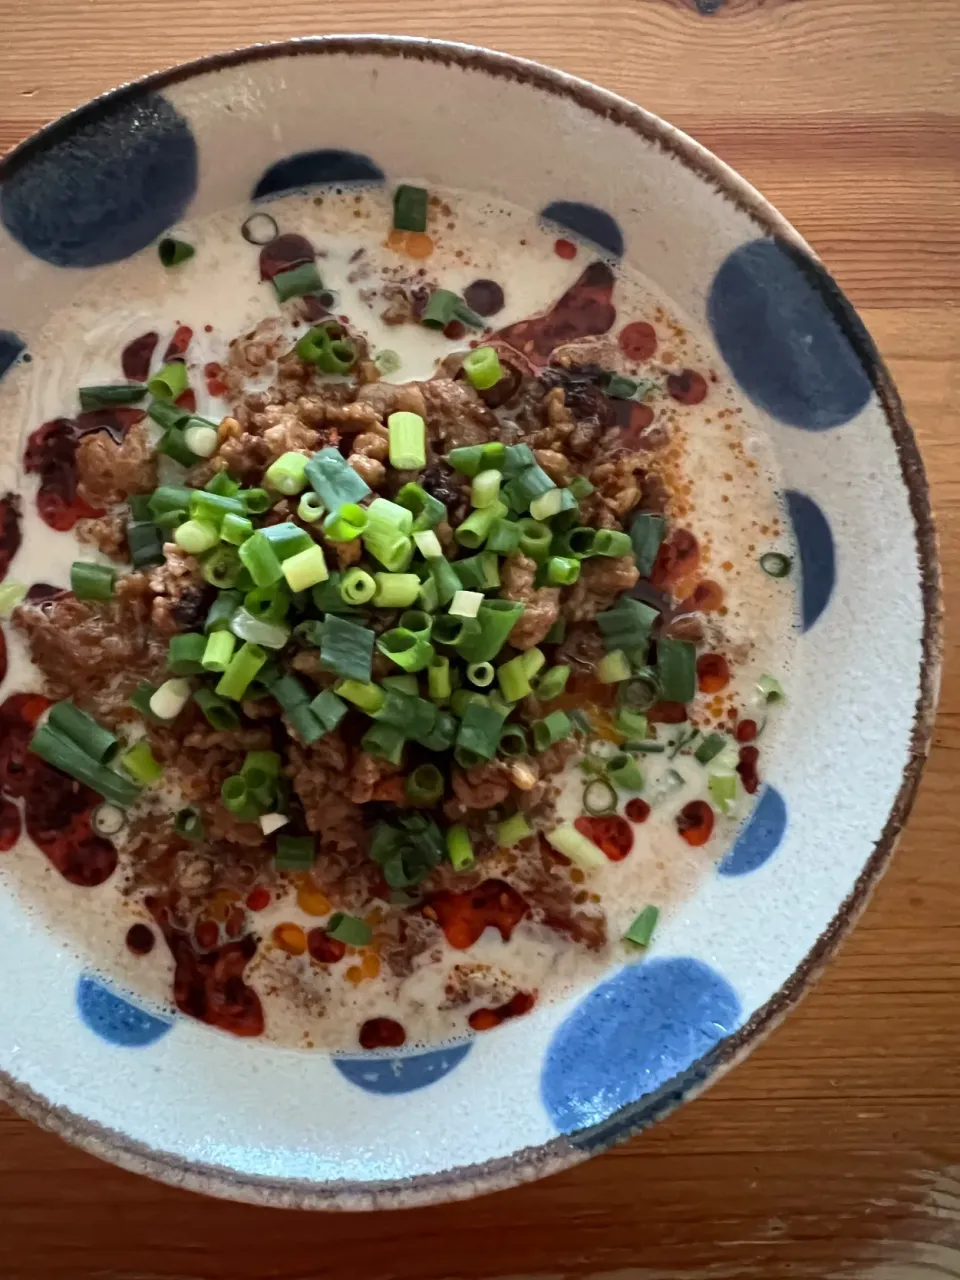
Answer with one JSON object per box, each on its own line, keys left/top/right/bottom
{"left": 540, "top": 201, "right": 624, "bottom": 258}
{"left": 0, "top": 94, "right": 197, "bottom": 269}
{"left": 707, "top": 239, "right": 874, "bottom": 430}
{"left": 786, "top": 489, "right": 835, "bottom": 630}
{"left": 719, "top": 785, "right": 787, "bottom": 876}
{"left": 542, "top": 957, "right": 740, "bottom": 1137}
{"left": 0, "top": 331, "right": 26, "bottom": 381}
{"left": 332, "top": 1042, "right": 472, "bottom": 1095}
{"left": 76, "top": 975, "right": 173, "bottom": 1048}
{"left": 253, "top": 150, "right": 385, "bottom": 200}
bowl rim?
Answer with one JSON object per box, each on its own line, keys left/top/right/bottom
{"left": 0, "top": 33, "right": 942, "bottom": 1211}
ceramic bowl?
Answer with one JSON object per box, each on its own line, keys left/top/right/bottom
{"left": 0, "top": 36, "right": 939, "bottom": 1208}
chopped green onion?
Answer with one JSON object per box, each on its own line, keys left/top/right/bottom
{"left": 173, "top": 519, "right": 218, "bottom": 556}
{"left": 361, "top": 722, "right": 406, "bottom": 765}
{"left": 220, "top": 513, "right": 254, "bottom": 546}
{"left": 607, "top": 373, "right": 640, "bottom": 399}
{"left": 607, "top": 754, "right": 645, "bottom": 791}
{"left": 529, "top": 486, "right": 577, "bottom": 522}
{"left": 374, "top": 348, "right": 402, "bottom": 376}
{"left": 147, "top": 361, "right": 189, "bottom": 401}
{"left": 387, "top": 411, "right": 426, "bottom": 470}
{"left": 305, "top": 446, "right": 371, "bottom": 512}
{"left": 167, "top": 632, "right": 207, "bottom": 675}
{"left": 454, "top": 298, "right": 486, "bottom": 329}
{"left": 521, "top": 647, "right": 546, "bottom": 679}
{"left": 147, "top": 399, "right": 189, "bottom": 433}
{"left": 206, "top": 471, "right": 240, "bottom": 498}
{"left": 516, "top": 517, "right": 552, "bottom": 562}
{"left": 709, "top": 770, "right": 737, "bottom": 813}
{"left": 432, "top": 614, "right": 475, "bottom": 647}
{"left": 128, "top": 683, "right": 163, "bottom": 722}
{"left": 149, "top": 677, "right": 192, "bottom": 721}
{"left": 421, "top": 288, "right": 459, "bottom": 328}
{"left": 340, "top": 568, "right": 376, "bottom": 605}
{"left": 428, "top": 556, "right": 461, "bottom": 606}
{"left": 240, "top": 488, "right": 272, "bottom": 515}
{"left": 309, "top": 688, "right": 348, "bottom": 733}
{"left": 657, "top": 638, "right": 697, "bottom": 703}
{"left": 148, "top": 484, "right": 192, "bottom": 520}
{"left": 275, "top": 834, "right": 317, "bottom": 870}
{"left": 419, "top": 709, "right": 457, "bottom": 752}
{"left": 392, "top": 184, "right": 428, "bottom": 232}
{"left": 396, "top": 481, "right": 445, "bottom": 531}
{"left": 532, "top": 710, "right": 572, "bottom": 752}
{"left": 624, "top": 905, "right": 659, "bottom": 948}
{"left": 119, "top": 742, "right": 163, "bottom": 786}
{"left": 428, "top": 655, "right": 452, "bottom": 702}
{"left": 471, "top": 469, "right": 502, "bottom": 509}
{"left": 158, "top": 237, "right": 194, "bottom": 267}
{"left": 447, "top": 442, "right": 505, "bottom": 476}
{"left": 487, "top": 518, "right": 520, "bottom": 554}
{"left": 378, "top": 628, "right": 434, "bottom": 673}
{"left": 155, "top": 427, "right": 197, "bottom": 468}
{"left": 0, "top": 581, "right": 26, "bottom": 616}
{"left": 497, "top": 653, "right": 534, "bottom": 703}
{"left": 583, "top": 777, "right": 618, "bottom": 815}
{"left": 238, "top": 530, "right": 284, "bottom": 588}
{"left": 79, "top": 383, "right": 148, "bottom": 411}
{"left": 454, "top": 500, "right": 507, "bottom": 549}
{"left": 220, "top": 774, "right": 258, "bottom": 821}
{"left": 273, "top": 261, "right": 323, "bottom": 303}
{"left": 466, "top": 661, "right": 495, "bottom": 687}
{"left": 456, "top": 599, "right": 523, "bottom": 663}
{"left": 336, "top": 679, "right": 385, "bottom": 715}
{"left": 321, "top": 614, "right": 375, "bottom": 682}
{"left": 28, "top": 725, "right": 140, "bottom": 808}
{"left": 326, "top": 912, "right": 374, "bottom": 946}
{"left": 204, "top": 590, "right": 241, "bottom": 633}
{"left": 46, "top": 702, "right": 117, "bottom": 763}
{"left": 216, "top": 641, "right": 267, "bottom": 700}
{"left": 413, "top": 528, "right": 444, "bottom": 559}
{"left": 201, "top": 629, "right": 236, "bottom": 673}
{"left": 593, "top": 529, "right": 633, "bottom": 558}
{"left": 463, "top": 346, "right": 503, "bottom": 391}
{"left": 619, "top": 670, "right": 661, "bottom": 712}
{"left": 174, "top": 807, "right": 204, "bottom": 840}
{"left": 545, "top": 823, "right": 606, "bottom": 870}
{"left": 597, "top": 597, "right": 659, "bottom": 653}
{"left": 546, "top": 555, "right": 581, "bottom": 586}
{"left": 456, "top": 700, "right": 506, "bottom": 762}
{"left": 398, "top": 609, "right": 432, "bottom": 640}
{"left": 282, "top": 543, "right": 329, "bottom": 592}
{"left": 372, "top": 572, "right": 421, "bottom": 608}
{"left": 70, "top": 561, "right": 115, "bottom": 601}
{"left": 598, "top": 650, "right": 632, "bottom": 683}
{"left": 629, "top": 513, "right": 666, "bottom": 577}
{"left": 183, "top": 422, "right": 218, "bottom": 458}
{"left": 228, "top": 607, "right": 290, "bottom": 650}
{"left": 498, "top": 814, "right": 532, "bottom": 847}
{"left": 260, "top": 672, "right": 307, "bottom": 712}
{"left": 405, "top": 764, "right": 444, "bottom": 807}
{"left": 193, "top": 687, "right": 240, "bottom": 730}
{"left": 615, "top": 707, "right": 649, "bottom": 739}
{"left": 568, "top": 476, "right": 595, "bottom": 500}
{"left": 265, "top": 451, "right": 310, "bottom": 495}
{"left": 516, "top": 463, "right": 555, "bottom": 504}
{"left": 450, "top": 590, "right": 483, "bottom": 618}
{"left": 446, "top": 824, "right": 474, "bottom": 871}
{"left": 297, "top": 492, "right": 325, "bottom": 523}
{"left": 498, "top": 724, "right": 529, "bottom": 758}
{"left": 259, "top": 521, "right": 313, "bottom": 560}
{"left": 323, "top": 502, "right": 368, "bottom": 543}
{"left": 694, "top": 733, "right": 727, "bottom": 765}
{"left": 757, "top": 674, "right": 785, "bottom": 703}
{"left": 452, "top": 552, "right": 499, "bottom": 591}
{"left": 535, "top": 664, "right": 570, "bottom": 701}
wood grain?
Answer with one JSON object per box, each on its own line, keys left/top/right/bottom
{"left": 1, "top": 2, "right": 958, "bottom": 1277}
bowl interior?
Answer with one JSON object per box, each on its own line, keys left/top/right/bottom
{"left": 0, "top": 38, "right": 937, "bottom": 1207}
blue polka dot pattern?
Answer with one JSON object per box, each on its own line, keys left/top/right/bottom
{"left": 786, "top": 489, "right": 835, "bottom": 630}
{"left": 707, "top": 239, "right": 873, "bottom": 430}
{"left": 333, "top": 1042, "right": 472, "bottom": 1095}
{"left": 719, "top": 785, "right": 787, "bottom": 876}
{"left": 253, "top": 150, "right": 384, "bottom": 200}
{"left": 542, "top": 957, "right": 741, "bottom": 1136}
{"left": 76, "top": 976, "right": 173, "bottom": 1047}
{"left": 540, "top": 201, "right": 624, "bottom": 258}
{"left": 0, "top": 95, "right": 197, "bottom": 268}
{"left": 0, "top": 331, "right": 25, "bottom": 381}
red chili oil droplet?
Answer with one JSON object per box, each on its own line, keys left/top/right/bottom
{"left": 24, "top": 409, "right": 143, "bottom": 532}
{"left": 677, "top": 800, "right": 715, "bottom": 847}
{"left": 612, "top": 398, "right": 655, "bottom": 451}
{"left": 204, "top": 361, "right": 226, "bottom": 397}
{"left": 307, "top": 927, "right": 347, "bottom": 964}
{"left": 650, "top": 528, "right": 700, "bottom": 588}
{"left": 163, "top": 325, "right": 193, "bottom": 363}
{"left": 554, "top": 238, "right": 577, "bottom": 260}
{"left": 245, "top": 886, "right": 271, "bottom": 912}
{"left": 463, "top": 279, "right": 505, "bottom": 316}
{"left": 618, "top": 321, "right": 658, "bottom": 361}
{"left": 697, "top": 653, "right": 731, "bottom": 693}
{"left": 125, "top": 923, "right": 155, "bottom": 956}
{"left": 443, "top": 319, "right": 467, "bottom": 341}
{"left": 175, "top": 388, "right": 196, "bottom": 414}
{"left": 736, "top": 719, "right": 758, "bottom": 744}
{"left": 494, "top": 261, "right": 616, "bottom": 365}
{"left": 427, "top": 878, "right": 529, "bottom": 950}
{"left": 667, "top": 369, "right": 708, "bottom": 405}
{"left": 625, "top": 797, "right": 651, "bottom": 824}
{"left": 574, "top": 815, "right": 634, "bottom": 861}
{"left": 121, "top": 331, "right": 159, "bottom": 381}
{"left": 195, "top": 920, "right": 219, "bottom": 950}
{"left": 204, "top": 324, "right": 213, "bottom": 334}
{"left": 148, "top": 899, "right": 264, "bottom": 1037}
{"left": 0, "top": 797, "right": 21, "bottom": 852}
{"left": 0, "top": 493, "right": 23, "bottom": 582}
{"left": 469, "top": 990, "right": 536, "bottom": 1032}
{"left": 259, "top": 233, "right": 316, "bottom": 282}
{"left": 225, "top": 904, "right": 246, "bottom": 938}
{"left": 677, "top": 579, "right": 725, "bottom": 615}
{"left": 359, "top": 1017, "right": 406, "bottom": 1050}
{"left": 0, "top": 692, "right": 51, "bottom": 798}
{"left": 647, "top": 701, "right": 688, "bottom": 725}
{"left": 737, "top": 745, "right": 761, "bottom": 795}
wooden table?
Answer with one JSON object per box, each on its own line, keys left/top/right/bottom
{"left": 1, "top": 2, "right": 958, "bottom": 1276}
